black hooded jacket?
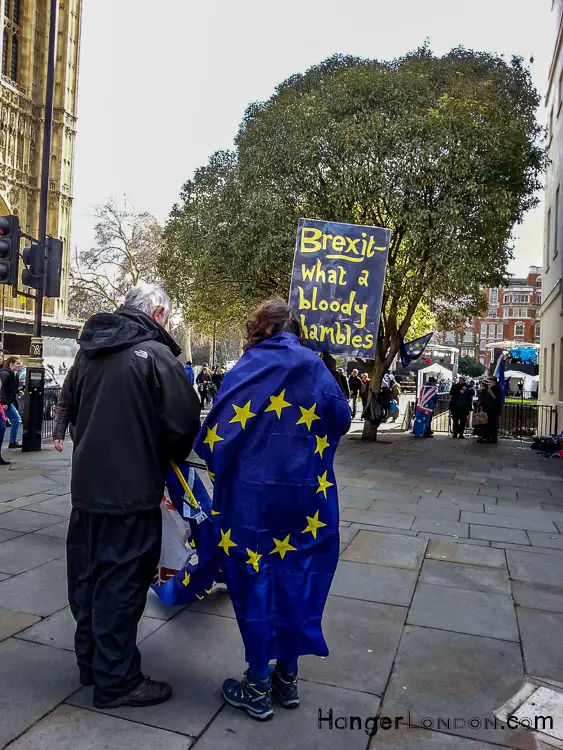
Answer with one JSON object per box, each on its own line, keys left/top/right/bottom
{"left": 67, "top": 307, "right": 201, "bottom": 514}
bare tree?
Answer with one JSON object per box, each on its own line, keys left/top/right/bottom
{"left": 69, "top": 197, "right": 162, "bottom": 319}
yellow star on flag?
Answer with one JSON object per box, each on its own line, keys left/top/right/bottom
{"left": 207, "top": 468, "right": 215, "bottom": 483}
{"left": 297, "top": 403, "right": 321, "bottom": 431}
{"left": 205, "top": 588, "right": 213, "bottom": 595}
{"left": 316, "top": 470, "right": 334, "bottom": 498}
{"left": 218, "top": 528, "right": 237, "bottom": 555}
{"left": 196, "top": 594, "right": 204, "bottom": 600}
{"left": 182, "top": 571, "right": 191, "bottom": 586}
{"left": 303, "top": 510, "right": 327, "bottom": 539}
{"left": 246, "top": 548, "right": 262, "bottom": 572}
{"left": 315, "top": 434, "right": 330, "bottom": 459}
{"left": 211, "top": 508, "right": 220, "bottom": 516}
{"left": 189, "top": 538, "right": 196, "bottom": 548}
{"left": 203, "top": 424, "right": 224, "bottom": 453}
{"left": 230, "top": 400, "right": 256, "bottom": 429}
{"left": 270, "top": 534, "right": 297, "bottom": 560}
{"left": 265, "top": 389, "right": 292, "bottom": 419}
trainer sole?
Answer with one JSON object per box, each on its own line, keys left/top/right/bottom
{"left": 222, "top": 691, "right": 274, "bottom": 721}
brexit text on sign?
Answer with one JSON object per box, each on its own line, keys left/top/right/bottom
{"left": 289, "top": 218, "right": 390, "bottom": 359}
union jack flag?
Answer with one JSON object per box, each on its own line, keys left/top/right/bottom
{"left": 416, "top": 384, "right": 438, "bottom": 415}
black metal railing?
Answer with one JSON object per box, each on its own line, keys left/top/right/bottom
{"left": 414, "top": 394, "right": 558, "bottom": 441}
{"left": 42, "top": 386, "right": 61, "bottom": 440}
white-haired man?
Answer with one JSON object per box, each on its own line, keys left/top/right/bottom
{"left": 65, "top": 283, "right": 201, "bottom": 709}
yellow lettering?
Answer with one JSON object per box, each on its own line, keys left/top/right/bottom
{"left": 301, "top": 228, "right": 322, "bottom": 253}
{"left": 301, "top": 264, "right": 315, "bottom": 282}
{"left": 338, "top": 266, "right": 347, "bottom": 285}
{"left": 299, "top": 315, "right": 309, "bottom": 339}
{"left": 345, "top": 236, "right": 361, "bottom": 255}
{"left": 320, "top": 326, "right": 335, "bottom": 344}
{"left": 352, "top": 335, "right": 363, "bottom": 348}
{"left": 354, "top": 302, "right": 368, "bottom": 330}
{"left": 319, "top": 299, "right": 329, "bottom": 311}
{"left": 373, "top": 246, "right": 387, "bottom": 253}
{"left": 365, "top": 236, "right": 375, "bottom": 257}
{"left": 359, "top": 270, "right": 369, "bottom": 287}
{"left": 332, "top": 235, "right": 345, "bottom": 251}
{"left": 327, "top": 268, "right": 338, "bottom": 284}
{"left": 322, "top": 233, "right": 333, "bottom": 250}
{"left": 364, "top": 333, "right": 374, "bottom": 350}
{"left": 309, "top": 324, "right": 319, "bottom": 341}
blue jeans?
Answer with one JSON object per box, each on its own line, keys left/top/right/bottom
{"left": 0, "top": 418, "right": 5, "bottom": 449}
{"left": 4, "top": 404, "right": 21, "bottom": 444}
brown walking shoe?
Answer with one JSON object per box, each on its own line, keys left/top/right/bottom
{"left": 93, "top": 675, "right": 172, "bottom": 709}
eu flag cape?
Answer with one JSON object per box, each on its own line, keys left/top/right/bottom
{"left": 194, "top": 332, "right": 351, "bottom": 667}
{"left": 412, "top": 384, "right": 438, "bottom": 437}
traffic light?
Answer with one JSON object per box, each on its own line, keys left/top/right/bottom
{"left": 0, "top": 214, "right": 21, "bottom": 285}
{"left": 21, "top": 243, "right": 44, "bottom": 289}
{"left": 44, "top": 236, "right": 63, "bottom": 298}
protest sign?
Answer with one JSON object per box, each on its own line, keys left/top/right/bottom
{"left": 289, "top": 218, "right": 390, "bottom": 358}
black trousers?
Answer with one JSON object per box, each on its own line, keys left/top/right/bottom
{"left": 451, "top": 410, "right": 469, "bottom": 437}
{"left": 484, "top": 413, "right": 499, "bottom": 442}
{"left": 66, "top": 507, "right": 162, "bottom": 702}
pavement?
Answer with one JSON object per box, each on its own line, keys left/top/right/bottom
{"left": 1, "top": 425, "right": 563, "bottom": 749}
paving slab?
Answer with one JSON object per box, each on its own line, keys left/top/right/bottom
{"left": 350, "top": 524, "right": 418, "bottom": 537}
{"left": 331, "top": 561, "right": 417, "bottom": 607}
{"left": 69, "top": 610, "right": 245, "bottom": 737}
{"left": 300, "top": 596, "right": 406, "bottom": 695}
{"left": 188, "top": 587, "right": 236, "bottom": 619}
{"left": 34, "top": 520, "right": 69, "bottom": 539}
{"left": 0, "top": 528, "right": 24, "bottom": 542}
{"left": 17, "top": 605, "right": 164, "bottom": 650}
{"left": 436, "top": 491, "right": 491, "bottom": 504}
{"left": 369, "top": 725, "right": 508, "bottom": 748}
{"left": 527, "top": 531, "right": 563, "bottom": 549}
{"left": 339, "top": 493, "right": 377, "bottom": 510}
{"left": 382, "top": 626, "right": 533, "bottom": 748}
{"left": 0, "top": 533, "right": 65, "bottom": 575}
{"left": 512, "top": 581, "right": 563, "bottom": 614}
{"left": 387, "top": 502, "right": 461, "bottom": 521}
{"left": 0, "top": 637, "right": 78, "bottom": 748}
{"left": 484, "top": 503, "right": 551, "bottom": 518}
{"left": 492, "top": 542, "right": 563, "bottom": 557}
{"left": 340, "top": 531, "right": 426, "bottom": 570}
{"left": 0, "top": 558, "right": 68, "bottom": 615}
{"left": 0, "top": 509, "right": 63, "bottom": 533}
{"left": 507, "top": 550, "right": 563, "bottom": 587}
{"left": 411, "top": 518, "right": 468, "bottom": 537}
{"left": 7, "top": 704, "right": 193, "bottom": 750}
{"left": 470, "top": 525, "right": 529, "bottom": 545}
{"left": 143, "top": 590, "right": 187, "bottom": 621}
{"left": 23, "top": 494, "right": 71, "bottom": 517}
{"left": 517, "top": 608, "right": 563, "bottom": 683}
{"left": 419, "top": 559, "right": 510, "bottom": 595}
{"left": 461, "top": 511, "right": 557, "bottom": 533}
{"left": 407, "top": 583, "right": 519, "bottom": 641}
{"left": 340, "top": 509, "right": 415, "bottom": 530}
{"left": 0, "top": 607, "right": 40, "bottom": 641}
{"left": 338, "top": 526, "right": 358, "bottom": 548}
{"left": 426, "top": 539, "right": 505, "bottom": 568}
{"left": 193, "top": 680, "right": 379, "bottom": 750}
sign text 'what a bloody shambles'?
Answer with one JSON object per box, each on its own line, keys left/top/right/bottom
{"left": 289, "top": 218, "right": 390, "bottom": 358}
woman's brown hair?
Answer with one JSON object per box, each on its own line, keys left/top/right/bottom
{"left": 245, "top": 298, "right": 302, "bottom": 348}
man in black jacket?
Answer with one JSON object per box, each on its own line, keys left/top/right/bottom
{"left": 0, "top": 356, "right": 22, "bottom": 448}
{"left": 65, "top": 283, "right": 201, "bottom": 710}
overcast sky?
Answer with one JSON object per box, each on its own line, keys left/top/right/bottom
{"left": 71, "top": 0, "right": 554, "bottom": 277}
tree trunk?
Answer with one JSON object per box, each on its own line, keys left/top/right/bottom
{"left": 183, "top": 322, "right": 192, "bottom": 362}
{"left": 361, "top": 353, "right": 385, "bottom": 441}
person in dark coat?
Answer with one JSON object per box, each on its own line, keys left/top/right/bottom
{"left": 348, "top": 369, "right": 362, "bottom": 417}
{"left": 0, "top": 356, "right": 22, "bottom": 448}
{"left": 196, "top": 366, "right": 213, "bottom": 408}
{"left": 65, "top": 283, "right": 201, "bottom": 710}
{"left": 321, "top": 355, "right": 350, "bottom": 399}
{"left": 478, "top": 375, "right": 502, "bottom": 443}
{"left": 449, "top": 378, "right": 474, "bottom": 439}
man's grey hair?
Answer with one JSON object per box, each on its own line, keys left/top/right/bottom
{"left": 123, "top": 283, "right": 171, "bottom": 322}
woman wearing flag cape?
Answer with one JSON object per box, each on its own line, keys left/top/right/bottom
{"left": 195, "top": 299, "right": 351, "bottom": 721}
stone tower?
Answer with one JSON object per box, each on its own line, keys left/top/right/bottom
{"left": 0, "top": 0, "right": 82, "bottom": 321}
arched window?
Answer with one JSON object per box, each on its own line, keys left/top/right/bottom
{"left": 2, "top": 0, "right": 21, "bottom": 84}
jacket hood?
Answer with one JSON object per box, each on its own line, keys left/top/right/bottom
{"left": 79, "top": 307, "right": 181, "bottom": 359}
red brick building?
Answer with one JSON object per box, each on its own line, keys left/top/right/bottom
{"left": 436, "top": 266, "right": 542, "bottom": 366}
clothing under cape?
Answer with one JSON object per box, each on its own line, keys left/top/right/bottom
{"left": 412, "top": 384, "right": 438, "bottom": 437}
{"left": 194, "top": 332, "right": 351, "bottom": 667}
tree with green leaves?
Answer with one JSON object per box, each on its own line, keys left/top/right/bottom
{"left": 458, "top": 356, "right": 486, "bottom": 378}
{"left": 160, "top": 46, "right": 545, "bottom": 438}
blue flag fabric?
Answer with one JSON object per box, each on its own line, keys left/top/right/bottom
{"left": 151, "top": 462, "right": 222, "bottom": 607}
{"left": 412, "top": 384, "right": 438, "bottom": 437}
{"left": 400, "top": 333, "right": 433, "bottom": 368}
{"left": 194, "top": 332, "right": 351, "bottom": 668}
{"left": 493, "top": 356, "right": 509, "bottom": 406}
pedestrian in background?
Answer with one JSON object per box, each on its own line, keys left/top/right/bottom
{"left": 65, "top": 283, "right": 201, "bottom": 710}
{"left": 348, "top": 369, "right": 362, "bottom": 417}
{"left": 449, "top": 377, "right": 474, "bottom": 439}
{"left": 0, "top": 356, "right": 22, "bottom": 448}
{"left": 360, "top": 373, "right": 370, "bottom": 411}
{"left": 0, "top": 402, "right": 10, "bottom": 465}
{"left": 184, "top": 360, "right": 195, "bottom": 385}
{"left": 196, "top": 365, "right": 213, "bottom": 408}
{"left": 477, "top": 375, "right": 502, "bottom": 444}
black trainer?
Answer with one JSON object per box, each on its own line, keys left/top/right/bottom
{"left": 271, "top": 668, "right": 300, "bottom": 709}
{"left": 222, "top": 671, "right": 273, "bottom": 721}
{"left": 8, "top": 442, "right": 21, "bottom": 449}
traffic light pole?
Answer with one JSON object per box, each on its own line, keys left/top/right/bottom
{"left": 22, "top": 0, "right": 58, "bottom": 452}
